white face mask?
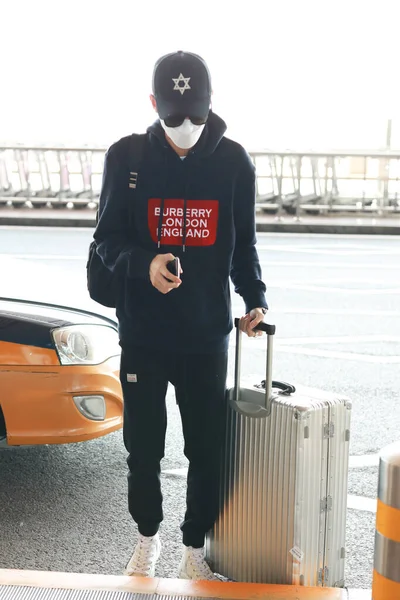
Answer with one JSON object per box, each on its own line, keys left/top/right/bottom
{"left": 160, "top": 118, "right": 205, "bottom": 150}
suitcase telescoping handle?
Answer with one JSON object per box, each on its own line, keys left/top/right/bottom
{"left": 233, "top": 318, "right": 276, "bottom": 415}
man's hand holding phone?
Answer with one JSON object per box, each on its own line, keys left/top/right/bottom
{"left": 149, "top": 254, "right": 183, "bottom": 294}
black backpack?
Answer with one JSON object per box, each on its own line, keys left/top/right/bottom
{"left": 87, "top": 133, "right": 146, "bottom": 308}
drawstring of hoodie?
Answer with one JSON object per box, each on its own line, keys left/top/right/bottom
{"left": 157, "top": 155, "right": 191, "bottom": 253}
{"left": 182, "top": 160, "right": 193, "bottom": 252}
{"left": 158, "top": 196, "right": 187, "bottom": 252}
{"left": 182, "top": 198, "right": 187, "bottom": 252}
{"left": 157, "top": 197, "right": 165, "bottom": 248}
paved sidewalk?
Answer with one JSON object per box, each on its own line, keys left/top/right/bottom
{"left": 0, "top": 206, "right": 399, "bottom": 234}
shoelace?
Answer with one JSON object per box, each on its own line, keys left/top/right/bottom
{"left": 189, "top": 549, "right": 217, "bottom": 580}
{"left": 132, "top": 537, "right": 157, "bottom": 574}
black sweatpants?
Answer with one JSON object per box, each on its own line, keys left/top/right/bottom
{"left": 120, "top": 344, "right": 228, "bottom": 549}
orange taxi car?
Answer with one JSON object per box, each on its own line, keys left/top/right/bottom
{"left": 0, "top": 297, "right": 123, "bottom": 446}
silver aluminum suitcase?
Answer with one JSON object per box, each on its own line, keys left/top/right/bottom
{"left": 206, "top": 320, "right": 352, "bottom": 587}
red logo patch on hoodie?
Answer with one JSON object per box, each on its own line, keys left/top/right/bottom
{"left": 148, "top": 199, "right": 219, "bottom": 247}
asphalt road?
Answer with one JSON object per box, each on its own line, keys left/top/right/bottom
{"left": 0, "top": 227, "right": 400, "bottom": 590}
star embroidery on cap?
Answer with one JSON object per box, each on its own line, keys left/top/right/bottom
{"left": 172, "top": 73, "right": 191, "bottom": 95}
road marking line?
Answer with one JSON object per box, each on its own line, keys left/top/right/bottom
{"left": 163, "top": 456, "right": 381, "bottom": 473}
{"left": 0, "top": 253, "right": 86, "bottom": 260}
{"left": 270, "top": 278, "right": 400, "bottom": 285}
{"left": 229, "top": 347, "right": 400, "bottom": 364}
{"left": 267, "top": 308, "right": 400, "bottom": 316}
{"left": 161, "top": 469, "right": 378, "bottom": 513}
{"left": 257, "top": 245, "right": 400, "bottom": 256}
{"left": 267, "top": 283, "right": 400, "bottom": 294}
{"left": 231, "top": 334, "right": 400, "bottom": 359}
{"left": 162, "top": 468, "right": 188, "bottom": 477}
{"left": 347, "top": 495, "right": 377, "bottom": 513}
{"left": 275, "top": 346, "right": 400, "bottom": 363}
{"left": 0, "top": 225, "right": 94, "bottom": 232}
{"left": 275, "top": 335, "right": 400, "bottom": 345}
{"left": 256, "top": 232, "right": 400, "bottom": 241}
{"left": 259, "top": 244, "right": 399, "bottom": 250}
{"left": 262, "top": 261, "right": 400, "bottom": 270}
{"left": 2, "top": 254, "right": 400, "bottom": 288}
{"left": 349, "top": 454, "right": 380, "bottom": 468}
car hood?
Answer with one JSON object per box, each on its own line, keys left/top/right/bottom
{"left": 0, "top": 298, "right": 117, "bottom": 328}
{"left": 0, "top": 297, "right": 117, "bottom": 350}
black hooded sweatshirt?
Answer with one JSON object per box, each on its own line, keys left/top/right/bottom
{"left": 94, "top": 111, "right": 267, "bottom": 354}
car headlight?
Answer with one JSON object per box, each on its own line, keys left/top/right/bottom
{"left": 52, "top": 324, "right": 120, "bottom": 365}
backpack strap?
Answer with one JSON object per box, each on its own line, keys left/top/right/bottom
{"left": 129, "top": 133, "right": 147, "bottom": 180}
{"left": 95, "top": 133, "right": 147, "bottom": 226}
{"left": 127, "top": 133, "right": 147, "bottom": 228}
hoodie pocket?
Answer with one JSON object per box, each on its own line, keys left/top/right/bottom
{"left": 194, "top": 276, "right": 231, "bottom": 336}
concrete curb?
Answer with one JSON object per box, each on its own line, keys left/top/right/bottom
{"left": 0, "top": 568, "right": 372, "bottom": 598}
{"left": 0, "top": 215, "right": 96, "bottom": 228}
{"left": 256, "top": 221, "right": 400, "bottom": 235}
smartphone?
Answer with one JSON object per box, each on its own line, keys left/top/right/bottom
{"left": 166, "top": 257, "right": 181, "bottom": 278}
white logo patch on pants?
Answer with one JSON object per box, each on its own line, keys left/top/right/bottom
{"left": 127, "top": 374, "right": 137, "bottom": 383}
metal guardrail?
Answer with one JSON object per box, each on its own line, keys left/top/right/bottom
{"left": 1, "top": 145, "right": 400, "bottom": 215}
{"left": 0, "top": 145, "right": 105, "bottom": 209}
{"left": 250, "top": 150, "right": 400, "bottom": 216}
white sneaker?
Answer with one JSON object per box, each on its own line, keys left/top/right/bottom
{"left": 124, "top": 533, "right": 161, "bottom": 577}
{"left": 178, "top": 546, "right": 221, "bottom": 581}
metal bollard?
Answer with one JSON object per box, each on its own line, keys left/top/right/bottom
{"left": 372, "top": 440, "right": 400, "bottom": 600}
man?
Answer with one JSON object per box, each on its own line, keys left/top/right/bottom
{"left": 94, "top": 50, "right": 268, "bottom": 580}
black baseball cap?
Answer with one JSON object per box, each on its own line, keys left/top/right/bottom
{"left": 152, "top": 51, "right": 212, "bottom": 121}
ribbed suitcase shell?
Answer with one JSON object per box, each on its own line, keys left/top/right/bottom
{"left": 205, "top": 382, "right": 352, "bottom": 587}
